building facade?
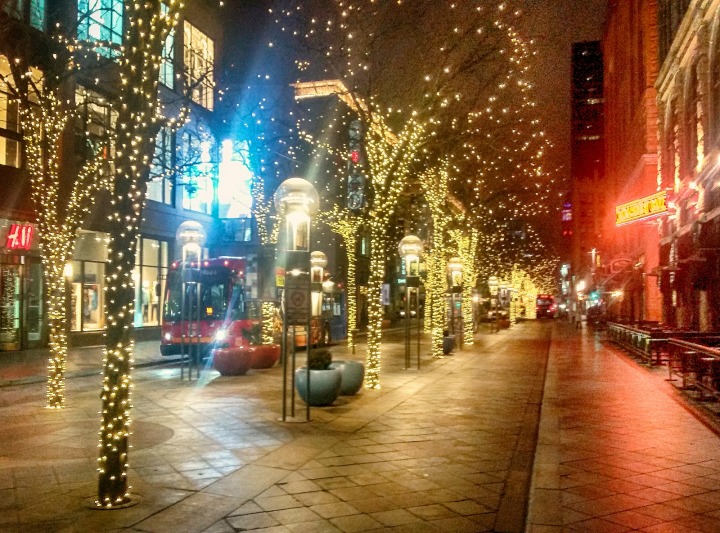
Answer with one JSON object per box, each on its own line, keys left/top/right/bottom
{"left": 0, "top": 0, "right": 266, "bottom": 350}
{"left": 569, "top": 41, "right": 605, "bottom": 310}
{"left": 656, "top": 0, "right": 720, "bottom": 330}
{"left": 602, "top": 0, "right": 661, "bottom": 323}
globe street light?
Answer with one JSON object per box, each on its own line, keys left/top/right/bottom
{"left": 399, "top": 235, "right": 424, "bottom": 369}
{"left": 447, "top": 257, "right": 463, "bottom": 349}
{"left": 175, "top": 221, "right": 207, "bottom": 380}
{"left": 273, "top": 177, "right": 319, "bottom": 422}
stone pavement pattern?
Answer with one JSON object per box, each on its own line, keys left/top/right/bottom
{"left": 0, "top": 324, "right": 550, "bottom": 532}
{"left": 6, "top": 321, "right": 720, "bottom": 532}
{"left": 529, "top": 324, "right": 720, "bottom": 532}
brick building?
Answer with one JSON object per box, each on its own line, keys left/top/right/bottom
{"left": 601, "top": 0, "right": 662, "bottom": 323}
{"left": 656, "top": 0, "right": 720, "bottom": 329}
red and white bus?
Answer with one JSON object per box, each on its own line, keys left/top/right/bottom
{"left": 160, "top": 257, "right": 261, "bottom": 357}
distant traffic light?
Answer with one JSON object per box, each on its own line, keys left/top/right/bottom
{"left": 347, "top": 119, "right": 366, "bottom": 212}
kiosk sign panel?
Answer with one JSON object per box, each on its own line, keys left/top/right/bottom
{"left": 285, "top": 273, "right": 310, "bottom": 325}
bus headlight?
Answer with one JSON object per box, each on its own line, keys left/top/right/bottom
{"left": 163, "top": 332, "right": 172, "bottom": 341}
{"left": 214, "top": 329, "right": 228, "bottom": 342}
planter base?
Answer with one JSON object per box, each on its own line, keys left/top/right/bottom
{"left": 294, "top": 367, "right": 342, "bottom": 406}
{"left": 250, "top": 344, "right": 281, "bottom": 369}
{"left": 212, "top": 347, "right": 252, "bottom": 376}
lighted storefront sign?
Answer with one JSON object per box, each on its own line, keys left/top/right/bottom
{"left": 615, "top": 191, "right": 667, "bottom": 226}
{"left": 5, "top": 224, "right": 33, "bottom": 251}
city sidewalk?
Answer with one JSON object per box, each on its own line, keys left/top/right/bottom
{"left": 528, "top": 322, "right": 720, "bottom": 531}
{"left": 3, "top": 321, "right": 720, "bottom": 532}
{"left": 0, "top": 338, "right": 179, "bottom": 386}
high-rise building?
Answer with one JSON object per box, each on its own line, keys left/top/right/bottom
{"left": 569, "top": 41, "right": 605, "bottom": 309}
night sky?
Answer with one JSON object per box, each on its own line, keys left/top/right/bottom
{"left": 520, "top": 0, "right": 608, "bottom": 193}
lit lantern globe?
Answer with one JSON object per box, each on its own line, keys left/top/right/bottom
{"left": 274, "top": 178, "right": 319, "bottom": 252}
{"left": 448, "top": 256, "right": 463, "bottom": 287}
{"left": 398, "top": 235, "right": 423, "bottom": 277}
{"left": 176, "top": 220, "right": 206, "bottom": 264}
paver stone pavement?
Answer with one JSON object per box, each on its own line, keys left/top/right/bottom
{"left": 528, "top": 322, "right": 720, "bottom": 532}
{"left": 0, "top": 323, "right": 549, "bottom": 532}
{"left": 4, "top": 319, "right": 720, "bottom": 532}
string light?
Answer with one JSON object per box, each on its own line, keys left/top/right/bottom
{"left": 269, "top": 1, "right": 560, "bottom": 385}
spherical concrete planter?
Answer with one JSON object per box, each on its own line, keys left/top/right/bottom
{"left": 294, "top": 367, "right": 342, "bottom": 406}
{"left": 212, "top": 347, "right": 252, "bottom": 376}
{"left": 250, "top": 344, "right": 281, "bottom": 369}
{"left": 329, "top": 360, "right": 365, "bottom": 396}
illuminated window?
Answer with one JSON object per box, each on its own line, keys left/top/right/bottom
{"left": 218, "top": 140, "right": 252, "bottom": 218}
{"left": 78, "top": 0, "right": 124, "bottom": 57}
{"left": 183, "top": 21, "right": 214, "bottom": 110}
{"left": 160, "top": 3, "right": 174, "bottom": 88}
{"left": 148, "top": 127, "right": 174, "bottom": 205}
{"left": 2, "top": 0, "right": 45, "bottom": 30}
{"left": 0, "top": 56, "right": 21, "bottom": 168}
{"left": 75, "top": 87, "right": 116, "bottom": 160}
{"left": 30, "top": 0, "right": 44, "bottom": 30}
{"left": 179, "top": 130, "right": 214, "bottom": 214}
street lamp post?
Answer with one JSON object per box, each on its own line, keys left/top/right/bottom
{"left": 488, "top": 276, "right": 499, "bottom": 333}
{"left": 175, "top": 220, "right": 206, "bottom": 380}
{"left": 399, "top": 235, "right": 423, "bottom": 369}
{"left": 274, "top": 178, "right": 319, "bottom": 422}
{"left": 499, "top": 280, "right": 508, "bottom": 329}
{"left": 448, "top": 257, "right": 463, "bottom": 349}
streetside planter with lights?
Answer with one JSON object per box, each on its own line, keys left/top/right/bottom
{"left": 295, "top": 349, "right": 342, "bottom": 406}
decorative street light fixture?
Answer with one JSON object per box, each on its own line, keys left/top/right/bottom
{"left": 175, "top": 221, "right": 207, "bottom": 380}
{"left": 447, "top": 257, "right": 463, "bottom": 349}
{"left": 488, "top": 276, "right": 499, "bottom": 333}
{"left": 274, "top": 177, "right": 319, "bottom": 422}
{"left": 176, "top": 220, "right": 206, "bottom": 265}
{"left": 499, "top": 279, "right": 509, "bottom": 328}
{"left": 399, "top": 235, "right": 424, "bottom": 369}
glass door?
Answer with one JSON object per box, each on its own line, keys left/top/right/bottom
{"left": 0, "top": 264, "right": 21, "bottom": 350}
{"left": 25, "top": 261, "right": 43, "bottom": 348}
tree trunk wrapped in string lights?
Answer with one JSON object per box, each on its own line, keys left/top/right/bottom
{"left": 450, "top": 228, "right": 480, "bottom": 346}
{"left": 362, "top": 118, "right": 424, "bottom": 388}
{"left": 419, "top": 163, "right": 452, "bottom": 358}
{"left": 96, "top": 0, "right": 181, "bottom": 508}
{"left": 320, "top": 206, "right": 362, "bottom": 352}
{"left": 21, "top": 97, "right": 105, "bottom": 409}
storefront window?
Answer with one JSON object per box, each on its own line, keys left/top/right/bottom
{"left": 70, "top": 231, "right": 108, "bottom": 332}
{"left": 133, "top": 237, "right": 168, "bottom": 327}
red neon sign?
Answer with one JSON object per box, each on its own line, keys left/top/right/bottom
{"left": 5, "top": 224, "right": 33, "bottom": 251}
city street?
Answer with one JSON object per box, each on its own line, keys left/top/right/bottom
{"left": 2, "top": 322, "right": 720, "bottom": 532}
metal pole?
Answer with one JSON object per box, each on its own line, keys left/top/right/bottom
{"left": 416, "top": 288, "right": 421, "bottom": 369}
{"left": 405, "top": 290, "right": 410, "bottom": 369}
{"left": 180, "top": 276, "right": 186, "bottom": 380}
{"left": 291, "top": 325, "right": 296, "bottom": 418}
{"left": 194, "top": 279, "right": 201, "bottom": 379}
{"left": 306, "top": 275, "right": 312, "bottom": 422}
{"left": 282, "top": 310, "right": 288, "bottom": 421}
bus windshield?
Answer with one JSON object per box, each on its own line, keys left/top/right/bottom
{"left": 163, "top": 271, "right": 258, "bottom": 321}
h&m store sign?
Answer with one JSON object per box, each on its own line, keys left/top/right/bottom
{"left": 3, "top": 223, "right": 35, "bottom": 251}
{"left": 615, "top": 191, "right": 667, "bottom": 227}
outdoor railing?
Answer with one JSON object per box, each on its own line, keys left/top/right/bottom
{"left": 667, "top": 338, "right": 720, "bottom": 400}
